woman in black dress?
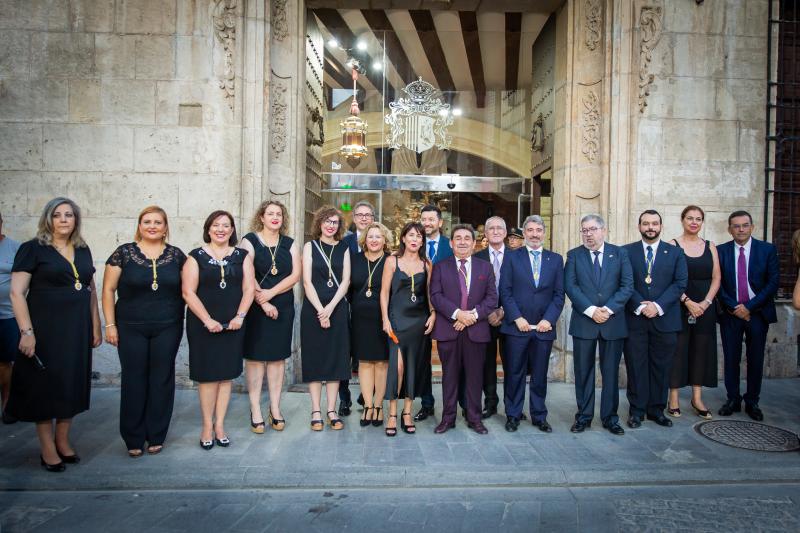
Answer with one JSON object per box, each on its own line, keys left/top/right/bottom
{"left": 241, "top": 200, "right": 300, "bottom": 433}
{"left": 301, "top": 206, "right": 350, "bottom": 431}
{"left": 380, "top": 222, "right": 435, "bottom": 437}
{"left": 102, "top": 206, "right": 186, "bottom": 457}
{"left": 182, "top": 211, "right": 254, "bottom": 450}
{"left": 8, "top": 197, "right": 102, "bottom": 472}
{"left": 668, "top": 205, "right": 720, "bottom": 419}
{"left": 349, "top": 222, "right": 391, "bottom": 427}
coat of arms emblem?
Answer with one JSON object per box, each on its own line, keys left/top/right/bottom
{"left": 385, "top": 78, "right": 453, "bottom": 154}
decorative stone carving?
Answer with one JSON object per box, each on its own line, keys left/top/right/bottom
{"left": 212, "top": 0, "right": 237, "bottom": 111}
{"left": 531, "top": 113, "right": 544, "bottom": 152}
{"left": 272, "top": 0, "right": 288, "bottom": 42}
{"left": 638, "top": 6, "right": 663, "bottom": 113}
{"left": 270, "top": 73, "right": 289, "bottom": 158}
{"left": 584, "top": 0, "right": 602, "bottom": 51}
{"left": 581, "top": 90, "right": 600, "bottom": 163}
{"left": 306, "top": 106, "right": 324, "bottom": 147}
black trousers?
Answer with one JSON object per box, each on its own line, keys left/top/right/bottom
{"left": 482, "top": 328, "right": 504, "bottom": 410}
{"left": 623, "top": 320, "right": 677, "bottom": 418}
{"left": 117, "top": 322, "right": 182, "bottom": 449}
{"left": 720, "top": 313, "right": 768, "bottom": 405}
{"left": 573, "top": 337, "right": 624, "bottom": 425}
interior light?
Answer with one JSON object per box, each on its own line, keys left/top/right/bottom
{"left": 356, "top": 40, "right": 367, "bottom": 51}
{"left": 327, "top": 38, "right": 339, "bottom": 48}
{"left": 452, "top": 108, "right": 463, "bottom": 116}
{"left": 372, "top": 61, "right": 382, "bottom": 70}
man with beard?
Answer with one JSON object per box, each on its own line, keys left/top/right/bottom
{"left": 338, "top": 201, "right": 376, "bottom": 416}
{"left": 564, "top": 214, "right": 633, "bottom": 435}
{"left": 623, "top": 210, "right": 688, "bottom": 429}
{"left": 499, "top": 215, "right": 564, "bottom": 433}
{"left": 414, "top": 205, "right": 453, "bottom": 422}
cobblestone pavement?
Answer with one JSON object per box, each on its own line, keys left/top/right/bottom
{"left": 1, "top": 380, "right": 799, "bottom": 531}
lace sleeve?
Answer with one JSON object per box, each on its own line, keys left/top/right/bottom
{"left": 105, "top": 244, "right": 126, "bottom": 267}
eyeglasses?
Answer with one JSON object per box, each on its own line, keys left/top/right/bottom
{"left": 353, "top": 212, "right": 374, "bottom": 219}
{"left": 730, "top": 223, "right": 751, "bottom": 231}
{"left": 323, "top": 219, "right": 340, "bottom": 227}
{"left": 580, "top": 227, "right": 600, "bottom": 234}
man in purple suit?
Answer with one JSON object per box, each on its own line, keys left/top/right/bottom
{"left": 429, "top": 224, "right": 498, "bottom": 434}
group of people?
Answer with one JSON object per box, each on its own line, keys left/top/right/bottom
{"left": 0, "top": 197, "right": 785, "bottom": 472}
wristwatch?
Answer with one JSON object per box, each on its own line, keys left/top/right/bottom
{"left": 236, "top": 312, "right": 246, "bottom": 319}
{"left": 20, "top": 328, "right": 34, "bottom": 336}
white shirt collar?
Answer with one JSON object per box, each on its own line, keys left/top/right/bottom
{"left": 489, "top": 244, "right": 505, "bottom": 256}
{"left": 737, "top": 238, "right": 752, "bottom": 253}
{"left": 455, "top": 255, "right": 472, "bottom": 265}
{"left": 428, "top": 234, "right": 440, "bottom": 244}
{"left": 642, "top": 239, "right": 660, "bottom": 254}
{"left": 526, "top": 244, "right": 543, "bottom": 254}
{"left": 586, "top": 243, "right": 605, "bottom": 255}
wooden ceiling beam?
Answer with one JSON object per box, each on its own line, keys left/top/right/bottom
{"left": 408, "top": 9, "right": 456, "bottom": 92}
{"left": 505, "top": 12, "right": 521, "bottom": 92}
{"left": 458, "top": 11, "right": 486, "bottom": 108}
{"left": 360, "top": 9, "right": 417, "bottom": 86}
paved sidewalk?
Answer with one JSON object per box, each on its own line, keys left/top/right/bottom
{"left": 1, "top": 379, "right": 800, "bottom": 531}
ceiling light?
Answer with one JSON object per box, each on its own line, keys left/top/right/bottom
{"left": 356, "top": 40, "right": 367, "bottom": 51}
{"left": 452, "top": 108, "right": 463, "bottom": 116}
{"left": 372, "top": 61, "right": 382, "bottom": 70}
{"left": 327, "top": 38, "right": 339, "bottom": 48}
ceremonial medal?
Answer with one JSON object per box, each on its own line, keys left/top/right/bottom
{"left": 270, "top": 265, "right": 278, "bottom": 276}
{"left": 219, "top": 280, "right": 227, "bottom": 289}
{"left": 265, "top": 235, "right": 281, "bottom": 277}
{"left": 364, "top": 254, "right": 384, "bottom": 302}
{"left": 645, "top": 275, "right": 652, "bottom": 285}
{"left": 74, "top": 281, "right": 82, "bottom": 291}
{"left": 151, "top": 281, "right": 159, "bottom": 291}
{"left": 150, "top": 258, "right": 159, "bottom": 291}
{"left": 365, "top": 289, "right": 373, "bottom": 298}
{"left": 410, "top": 294, "right": 417, "bottom": 303}
{"left": 327, "top": 279, "right": 334, "bottom": 288}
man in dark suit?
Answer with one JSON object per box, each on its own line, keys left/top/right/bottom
{"left": 338, "top": 200, "right": 375, "bottom": 416}
{"left": 623, "top": 210, "right": 688, "bottom": 429}
{"left": 415, "top": 204, "right": 454, "bottom": 422}
{"left": 430, "top": 225, "right": 498, "bottom": 434}
{"left": 499, "top": 215, "right": 565, "bottom": 433}
{"left": 564, "top": 214, "right": 633, "bottom": 436}
{"left": 473, "top": 216, "right": 508, "bottom": 418}
{"left": 717, "top": 210, "right": 779, "bottom": 421}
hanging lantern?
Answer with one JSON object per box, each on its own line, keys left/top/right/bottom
{"left": 339, "top": 67, "right": 368, "bottom": 169}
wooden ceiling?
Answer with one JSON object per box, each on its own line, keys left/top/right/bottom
{"left": 309, "top": 3, "right": 559, "bottom": 107}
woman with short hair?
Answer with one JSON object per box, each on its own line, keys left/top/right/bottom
{"left": 7, "top": 197, "right": 102, "bottom": 471}
{"left": 182, "top": 211, "right": 254, "bottom": 450}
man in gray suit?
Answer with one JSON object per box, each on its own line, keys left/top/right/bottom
{"left": 564, "top": 215, "right": 633, "bottom": 435}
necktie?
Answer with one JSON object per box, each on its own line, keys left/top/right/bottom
{"left": 592, "top": 250, "right": 601, "bottom": 285}
{"left": 458, "top": 258, "right": 469, "bottom": 309}
{"left": 737, "top": 246, "right": 749, "bottom": 304}
{"left": 492, "top": 250, "right": 501, "bottom": 289}
{"left": 428, "top": 240, "right": 436, "bottom": 261}
{"left": 530, "top": 250, "right": 541, "bottom": 287}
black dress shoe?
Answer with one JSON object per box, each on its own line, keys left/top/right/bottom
{"left": 481, "top": 407, "right": 497, "bottom": 419}
{"left": 505, "top": 416, "right": 519, "bottom": 432}
{"left": 200, "top": 439, "right": 214, "bottom": 451}
{"left": 338, "top": 401, "right": 352, "bottom": 417}
{"left": 468, "top": 421, "right": 489, "bottom": 434}
{"left": 533, "top": 419, "right": 552, "bottom": 433}
{"left": 414, "top": 406, "right": 434, "bottom": 422}
{"left": 745, "top": 404, "right": 764, "bottom": 421}
{"left": 520, "top": 413, "right": 528, "bottom": 421}
{"left": 646, "top": 414, "right": 673, "bottom": 427}
{"left": 718, "top": 399, "right": 741, "bottom": 416}
{"left": 57, "top": 451, "right": 80, "bottom": 464}
{"left": 570, "top": 420, "right": 589, "bottom": 433}
{"left": 627, "top": 416, "right": 642, "bottom": 429}
{"left": 434, "top": 421, "right": 456, "bottom": 434}
{"left": 215, "top": 436, "right": 231, "bottom": 447}
{"left": 40, "top": 456, "right": 66, "bottom": 472}
{"left": 604, "top": 423, "right": 625, "bottom": 435}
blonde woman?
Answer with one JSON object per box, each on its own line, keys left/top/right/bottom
{"left": 349, "top": 223, "right": 392, "bottom": 427}
{"left": 7, "top": 198, "right": 102, "bottom": 472}
{"left": 241, "top": 200, "right": 301, "bottom": 432}
{"left": 102, "top": 206, "right": 186, "bottom": 457}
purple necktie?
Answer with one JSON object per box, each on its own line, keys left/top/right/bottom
{"left": 458, "top": 258, "right": 468, "bottom": 310}
{"left": 492, "top": 250, "right": 501, "bottom": 289}
{"left": 737, "top": 246, "right": 749, "bottom": 304}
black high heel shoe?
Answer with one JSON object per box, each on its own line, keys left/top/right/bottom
{"left": 250, "top": 411, "right": 265, "bottom": 434}
{"left": 40, "top": 455, "right": 65, "bottom": 473}
{"left": 400, "top": 411, "right": 416, "bottom": 434}
{"left": 692, "top": 401, "right": 713, "bottom": 420}
{"left": 57, "top": 451, "right": 80, "bottom": 464}
{"left": 385, "top": 414, "right": 397, "bottom": 437}
{"left": 360, "top": 407, "right": 373, "bottom": 427}
{"left": 372, "top": 406, "right": 384, "bottom": 427}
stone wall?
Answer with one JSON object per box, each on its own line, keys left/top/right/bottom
{"left": 0, "top": 0, "right": 247, "bottom": 383}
